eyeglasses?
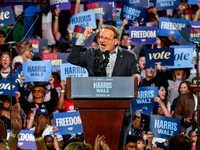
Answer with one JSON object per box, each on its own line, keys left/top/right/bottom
{"left": 1, "top": 57, "right": 10, "bottom": 61}
{"left": 99, "top": 36, "right": 115, "bottom": 42}
{"left": 33, "top": 90, "right": 43, "bottom": 93}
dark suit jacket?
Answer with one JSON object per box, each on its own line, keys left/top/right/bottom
{"left": 67, "top": 45, "right": 140, "bottom": 77}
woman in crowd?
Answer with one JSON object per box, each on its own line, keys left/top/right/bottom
{"left": 173, "top": 81, "right": 196, "bottom": 133}
{"left": 12, "top": 41, "right": 33, "bottom": 69}
{"left": 0, "top": 52, "right": 12, "bottom": 80}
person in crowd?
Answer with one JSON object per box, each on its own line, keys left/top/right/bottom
{"left": 173, "top": 81, "right": 196, "bottom": 133}
{"left": 138, "top": 55, "right": 145, "bottom": 81}
{"left": 24, "top": 0, "right": 41, "bottom": 38}
{"left": 135, "top": 136, "right": 145, "bottom": 150}
{"left": 12, "top": 41, "right": 33, "bottom": 69}
{"left": 188, "top": 129, "right": 197, "bottom": 150}
{"left": 0, "top": 52, "right": 12, "bottom": 80}
{"left": 185, "top": 110, "right": 197, "bottom": 136}
{"left": 44, "top": 135, "right": 54, "bottom": 148}
{"left": 18, "top": 75, "right": 58, "bottom": 115}
{"left": 124, "top": 135, "right": 137, "bottom": 150}
{"left": 40, "top": 46, "right": 51, "bottom": 60}
{"left": 168, "top": 134, "right": 193, "bottom": 150}
{"left": 193, "top": 1, "right": 200, "bottom": 21}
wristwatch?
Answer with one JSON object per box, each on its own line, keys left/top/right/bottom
{"left": 10, "top": 131, "right": 21, "bottom": 139}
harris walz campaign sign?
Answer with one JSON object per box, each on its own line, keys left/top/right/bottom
{"left": 145, "top": 48, "right": 174, "bottom": 68}
{"left": 87, "top": 2, "right": 113, "bottom": 20}
{"left": 53, "top": 111, "right": 83, "bottom": 135}
{"left": 43, "top": 53, "right": 69, "bottom": 72}
{"left": 129, "top": 26, "right": 157, "bottom": 45}
{"left": 69, "top": 10, "right": 96, "bottom": 33}
{"left": 131, "top": 86, "right": 158, "bottom": 116}
{"left": 23, "top": 38, "right": 48, "bottom": 58}
{"left": 154, "top": 0, "right": 180, "bottom": 11}
{"left": 120, "top": 1, "right": 146, "bottom": 26}
{"left": 159, "top": 17, "right": 190, "bottom": 38}
{"left": 149, "top": 115, "right": 180, "bottom": 139}
{"left": 72, "top": 25, "right": 96, "bottom": 48}
{"left": 123, "top": 0, "right": 149, "bottom": 8}
{"left": 0, "top": 6, "right": 15, "bottom": 28}
{"left": 50, "top": 0, "right": 70, "bottom": 12}
{"left": 22, "top": 61, "right": 52, "bottom": 82}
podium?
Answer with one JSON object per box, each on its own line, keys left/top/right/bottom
{"left": 66, "top": 77, "right": 138, "bottom": 150}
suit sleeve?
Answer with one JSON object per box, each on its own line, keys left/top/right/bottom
{"left": 130, "top": 52, "right": 140, "bottom": 76}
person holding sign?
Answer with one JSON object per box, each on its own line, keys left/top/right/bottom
{"left": 18, "top": 75, "right": 58, "bottom": 115}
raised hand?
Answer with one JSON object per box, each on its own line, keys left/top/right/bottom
{"left": 83, "top": 26, "right": 93, "bottom": 38}
{"left": 0, "top": 119, "right": 7, "bottom": 140}
{"left": 11, "top": 104, "right": 22, "bottom": 135}
{"left": 54, "top": 7, "right": 61, "bottom": 17}
{"left": 34, "top": 115, "right": 45, "bottom": 138}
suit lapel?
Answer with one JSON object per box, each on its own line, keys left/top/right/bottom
{"left": 112, "top": 46, "right": 124, "bottom": 76}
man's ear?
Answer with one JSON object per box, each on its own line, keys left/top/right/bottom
{"left": 114, "top": 39, "right": 119, "bottom": 46}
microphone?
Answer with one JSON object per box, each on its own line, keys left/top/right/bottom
{"left": 103, "top": 50, "right": 109, "bottom": 67}
{"left": 94, "top": 50, "right": 100, "bottom": 68}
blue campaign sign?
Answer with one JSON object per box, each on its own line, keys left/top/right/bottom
{"left": 129, "top": 26, "right": 157, "bottom": 45}
{"left": 0, "top": 80, "right": 19, "bottom": 96}
{"left": 159, "top": 17, "right": 190, "bottom": 37}
{"left": 131, "top": 86, "right": 159, "bottom": 115}
{"left": 53, "top": 111, "right": 83, "bottom": 135}
{"left": 43, "top": 53, "right": 69, "bottom": 73}
{"left": 120, "top": 1, "right": 146, "bottom": 26}
{"left": 154, "top": 0, "right": 180, "bottom": 11}
{"left": 145, "top": 48, "right": 174, "bottom": 68}
{"left": 149, "top": 115, "right": 181, "bottom": 139}
{"left": 165, "top": 45, "right": 194, "bottom": 69}
{"left": 188, "top": 0, "right": 199, "bottom": 5}
{"left": 181, "top": 28, "right": 200, "bottom": 43}
{"left": 23, "top": 38, "right": 48, "bottom": 58}
{"left": 60, "top": 63, "right": 88, "bottom": 81}
{"left": 7, "top": 130, "right": 36, "bottom": 149}
{"left": 50, "top": 0, "right": 71, "bottom": 12}
{"left": 87, "top": 2, "right": 113, "bottom": 20}
{"left": 69, "top": 10, "right": 97, "bottom": 34}
{"left": 0, "top": 6, "right": 15, "bottom": 28}
{"left": 22, "top": 61, "right": 52, "bottom": 82}
{"left": 189, "top": 21, "right": 200, "bottom": 28}
{"left": 71, "top": 25, "right": 96, "bottom": 48}
{"left": 116, "top": 11, "right": 122, "bottom": 29}
{"left": 88, "top": 0, "right": 117, "bottom": 13}
{"left": 123, "top": 0, "right": 149, "bottom": 8}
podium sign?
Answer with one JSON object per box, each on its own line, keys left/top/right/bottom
{"left": 66, "top": 77, "right": 137, "bottom": 98}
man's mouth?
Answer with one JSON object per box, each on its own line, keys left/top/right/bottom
{"left": 101, "top": 44, "right": 106, "bottom": 48}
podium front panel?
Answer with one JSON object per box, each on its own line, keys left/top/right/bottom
{"left": 66, "top": 77, "right": 137, "bottom": 98}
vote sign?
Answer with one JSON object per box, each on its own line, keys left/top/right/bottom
{"left": 150, "top": 115, "right": 181, "bottom": 139}
{"left": 50, "top": 0, "right": 71, "bottom": 12}
{"left": 145, "top": 48, "right": 174, "bottom": 68}
{"left": 0, "top": 6, "right": 15, "bottom": 28}
{"left": 154, "top": 0, "right": 180, "bottom": 11}
{"left": 53, "top": 111, "right": 83, "bottom": 135}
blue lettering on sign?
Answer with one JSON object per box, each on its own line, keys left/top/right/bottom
{"left": 65, "top": 67, "right": 86, "bottom": 74}
{"left": 123, "top": 5, "right": 141, "bottom": 17}
{"left": 71, "top": 15, "right": 91, "bottom": 24}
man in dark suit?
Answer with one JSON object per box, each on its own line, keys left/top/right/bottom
{"left": 67, "top": 25, "right": 140, "bottom": 79}
{"left": 67, "top": 25, "right": 140, "bottom": 150}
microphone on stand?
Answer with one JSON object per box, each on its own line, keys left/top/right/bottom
{"left": 102, "top": 50, "right": 109, "bottom": 68}
{"left": 94, "top": 50, "right": 100, "bottom": 68}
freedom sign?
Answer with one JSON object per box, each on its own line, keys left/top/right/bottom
{"left": 43, "top": 53, "right": 69, "bottom": 73}
{"left": 154, "top": 0, "right": 180, "bottom": 11}
{"left": 71, "top": 26, "right": 96, "bottom": 48}
{"left": 23, "top": 38, "right": 48, "bottom": 58}
{"left": 22, "top": 61, "right": 52, "bottom": 82}
{"left": 0, "top": 6, "right": 15, "bottom": 28}
{"left": 88, "top": 0, "right": 117, "bottom": 12}
{"left": 165, "top": 45, "right": 194, "bottom": 69}
{"left": 188, "top": 0, "right": 199, "bottom": 5}
{"left": 129, "top": 26, "right": 157, "bottom": 45}
{"left": 145, "top": 48, "right": 174, "bottom": 68}
{"left": 60, "top": 63, "right": 88, "bottom": 81}
{"left": 69, "top": 10, "right": 97, "bottom": 33}
{"left": 123, "top": 0, "right": 149, "bottom": 8}
{"left": 7, "top": 130, "right": 36, "bottom": 149}
{"left": 50, "top": 0, "right": 71, "bottom": 12}
{"left": 159, "top": 17, "right": 189, "bottom": 37}
{"left": 149, "top": 115, "right": 181, "bottom": 139}
{"left": 131, "top": 86, "right": 158, "bottom": 116}
{"left": 120, "top": 1, "right": 146, "bottom": 26}
{"left": 87, "top": 2, "right": 113, "bottom": 20}
{"left": 53, "top": 111, "right": 83, "bottom": 135}
{"left": 189, "top": 21, "right": 200, "bottom": 28}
